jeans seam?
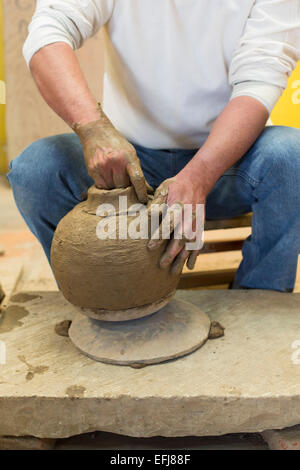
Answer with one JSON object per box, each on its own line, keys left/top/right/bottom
{"left": 170, "top": 153, "right": 176, "bottom": 176}
{"left": 225, "top": 168, "right": 260, "bottom": 187}
{"left": 147, "top": 177, "right": 157, "bottom": 189}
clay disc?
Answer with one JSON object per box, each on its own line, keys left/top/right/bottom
{"left": 69, "top": 299, "right": 211, "bottom": 366}
{"left": 78, "top": 291, "right": 176, "bottom": 322}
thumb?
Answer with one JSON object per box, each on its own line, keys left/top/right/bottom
{"left": 148, "top": 178, "right": 175, "bottom": 208}
{"left": 126, "top": 159, "right": 148, "bottom": 204}
{"left": 147, "top": 179, "right": 171, "bottom": 216}
{"left": 147, "top": 178, "right": 175, "bottom": 249}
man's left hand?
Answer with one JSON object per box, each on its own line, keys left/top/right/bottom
{"left": 147, "top": 175, "right": 205, "bottom": 274}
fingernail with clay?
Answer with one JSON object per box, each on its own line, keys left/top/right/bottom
{"left": 159, "top": 257, "right": 170, "bottom": 269}
{"left": 148, "top": 241, "right": 158, "bottom": 250}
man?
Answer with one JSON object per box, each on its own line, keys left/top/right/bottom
{"left": 8, "top": 0, "right": 300, "bottom": 291}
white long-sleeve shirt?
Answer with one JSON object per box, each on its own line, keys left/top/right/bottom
{"left": 23, "top": 0, "right": 300, "bottom": 149}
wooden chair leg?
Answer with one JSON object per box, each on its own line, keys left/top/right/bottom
{"left": 179, "top": 268, "right": 236, "bottom": 289}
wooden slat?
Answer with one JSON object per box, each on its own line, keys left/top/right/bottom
{"left": 179, "top": 268, "right": 236, "bottom": 289}
{"left": 201, "top": 240, "right": 244, "bottom": 254}
{"left": 204, "top": 213, "right": 252, "bottom": 231}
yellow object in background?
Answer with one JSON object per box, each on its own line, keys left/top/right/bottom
{"left": 0, "top": 0, "right": 7, "bottom": 174}
{"left": 271, "top": 63, "right": 300, "bottom": 128}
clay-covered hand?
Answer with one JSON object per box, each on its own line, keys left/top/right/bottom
{"left": 147, "top": 177, "right": 205, "bottom": 274}
{"left": 72, "top": 104, "right": 148, "bottom": 204}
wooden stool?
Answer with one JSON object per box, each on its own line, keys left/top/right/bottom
{"left": 179, "top": 213, "right": 252, "bottom": 289}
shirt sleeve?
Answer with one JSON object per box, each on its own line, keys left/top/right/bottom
{"left": 229, "top": 0, "right": 300, "bottom": 114}
{"left": 23, "top": 0, "right": 115, "bottom": 67}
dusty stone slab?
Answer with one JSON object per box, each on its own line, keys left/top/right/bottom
{"left": 262, "top": 425, "right": 300, "bottom": 450}
{"left": 0, "top": 289, "right": 300, "bottom": 439}
{"left": 0, "top": 257, "right": 23, "bottom": 310}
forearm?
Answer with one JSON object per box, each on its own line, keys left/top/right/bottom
{"left": 29, "top": 42, "right": 99, "bottom": 126}
{"left": 179, "top": 96, "right": 269, "bottom": 197}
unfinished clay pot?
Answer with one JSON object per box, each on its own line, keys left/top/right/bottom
{"left": 51, "top": 185, "right": 181, "bottom": 320}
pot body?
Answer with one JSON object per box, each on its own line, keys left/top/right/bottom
{"left": 51, "top": 186, "right": 180, "bottom": 312}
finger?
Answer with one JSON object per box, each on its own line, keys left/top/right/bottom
{"left": 148, "top": 185, "right": 168, "bottom": 218}
{"left": 112, "top": 168, "right": 130, "bottom": 188}
{"left": 171, "top": 248, "right": 190, "bottom": 275}
{"left": 110, "top": 152, "right": 130, "bottom": 188}
{"left": 127, "top": 160, "right": 148, "bottom": 204}
{"left": 146, "top": 181, "right": 154, "bottom": 194}
{"left": 89, "top": 155, "right": 110, "bottom": 189}
{"left": 186, "top": 249, "right": 200, "bottom": 270}
{"left": 149, "top": 192, "right": 168, "bottom": 210}
{"left": 147, "top": 191, "right": 168, "bottom": 249}
{"left": 148, "top": 178, "right": 173, "bottom": 209}
{"left": 147, "top": 179, "right": 178, "bottom": 250}
{"left": 98, "top": 166, "right": 114, "bottom": 189}
{"left": 101, "top": 151, "right": 116, "bottom": 189}
{"left": 93, "top": 172, "right": 110, "bottom": 189}
{"left": 159, "top": 238, "right": 186, "bottom": 269}
{"left": 103, "top": 148, "right": 130, "bottom": 188}
{"left": 90, "top": 150, "right": 114, "bottom": 189}
{"left": 149, "top": 202, "right": 183, "bottom": 251}
{"left": 148, "top": 204, "right": 175, "bottom": 250}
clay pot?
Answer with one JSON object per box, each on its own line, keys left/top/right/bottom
{"left": 51, "top": 185, "right": 181, "bottom": 320}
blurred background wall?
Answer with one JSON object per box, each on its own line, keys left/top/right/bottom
{"left": 0, "top": 0, "right": 299, "bottom": 174}
{"left": 0, "top": 0, "right": 6, "bottom": 173}
{"left": 0, "top": 0, "right": 104, "bottom": 171}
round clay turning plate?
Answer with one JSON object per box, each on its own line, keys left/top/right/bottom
{"left": 78, "top": 291, "right": 175, "bottom": 322}
{"left": 69, "top": 299, "right": 211, "bottom": 366}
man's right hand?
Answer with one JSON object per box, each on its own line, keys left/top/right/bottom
{"left": 29, "top": 44, "right": 147, "bottom": 203}
{"left": 73, "top": 104, "right": 148, "bottom": 204}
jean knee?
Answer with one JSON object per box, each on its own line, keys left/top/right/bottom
{"left": 255, "top": 127, "right": 299, "bottom": 189}
{"left": 263, "top": 126, "right": 300, "bottom": 170}
{"left": 8, "top": 134, "right": 80, "bottom": 187}
{"left": 8, "top": 134, "right": 82, "bottom": 217}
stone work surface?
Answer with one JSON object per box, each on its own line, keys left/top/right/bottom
{"left": 0, "top": 289, "right": 300, "bottom": 439}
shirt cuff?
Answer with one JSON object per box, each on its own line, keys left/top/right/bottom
{"left": 230, "top": 81, "right": 283, "bottom": 115}
{"left": 23, "top": 34, "right": 74, "bottom": 68}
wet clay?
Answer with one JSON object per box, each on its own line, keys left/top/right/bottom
{"left": 18, "top": 355, "right": 49, "bottom": 381}
{"left": 0, "top": 305, "right": 29, "bottom": 333}
{"left": 209, "top": 321, "right": 225, "bottom": 339}
{"left": 54, "top": 320, "right": 72, "bottom": 337}
{"left": 65, "top": 385, "right": 86, "bottom": 398}
{"left": 10, "top": 293, "right": 41, "bottom": 303}
{"left": 51, "top": 186, "right": 181, "bottom": 313}
{"left": 68, "top": 299, "right": 211, "bottom": 366}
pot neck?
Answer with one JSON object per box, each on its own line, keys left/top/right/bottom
{"left": 86, "top": 185, "right": 146, "bottom": 215}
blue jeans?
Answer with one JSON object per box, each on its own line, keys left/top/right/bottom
{"left": 7, "top": 126, "right": 300, "bottom": 292}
